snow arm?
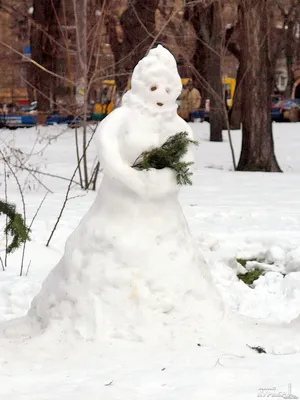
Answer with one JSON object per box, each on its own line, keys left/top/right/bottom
{"left": 96, "top": 108, "right": 178, "bottom": 198}
{"left": 96, "top": 108, "right": 136, "bottom": 188}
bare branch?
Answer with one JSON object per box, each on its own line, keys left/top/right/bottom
{"left": 46, "top": 127, "right": 97, "bottom": 246}
{"left": 29, "top": 192, "right": 49, "bottom": 230}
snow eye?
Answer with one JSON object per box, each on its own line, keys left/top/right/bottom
{"left": 166, "top": 87, "right": 171, "bottom": 93}
{"left": 150, "top": 85, "right": 157, "bottom": 91}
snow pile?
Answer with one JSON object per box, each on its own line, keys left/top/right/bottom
{"left": 195, "top": 235, "right": 300, "bottom": 323}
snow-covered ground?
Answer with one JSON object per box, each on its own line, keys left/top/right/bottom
{"left": 1, "top": 122, "right": 300, "bottom": 399}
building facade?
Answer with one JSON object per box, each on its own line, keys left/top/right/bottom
{"left": 1, "top": 0, "right": 296, "bottom": 106}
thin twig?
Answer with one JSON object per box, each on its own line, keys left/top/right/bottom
{"left": 74, "top": 126, "right": 83, "bottom": 188}
{"left": 4, "top": 163, "right": 8, "bottom": 268}
{"left": 224, "top": 105, "right": 237, "bottom": 171}
{"left": 29, "top": 192, "right": 49, "bottom": 230}
{"left": 68, "top": 194, "right": 87, "bottom": 201}
{"left": 0, "top": 256, "right": 5, "bottom": 272}
{"left": 46, "top": 130, "right": 96, "bottom": 247}
{"left": 7, "top": 150, "right": 53, "bottom": 194}
{"left": 87, "top": 0, "right": 107, "bottom": 73}
{"left": 25, "top": 260, "right": 31, "bottom": 276}
{"left": 89, "top": 161, "right": 100, "bottom": 191}
{"left": 8, "top": 163, "right": 81, "bottom": 186}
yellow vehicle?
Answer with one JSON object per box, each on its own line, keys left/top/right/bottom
{"left": 94, "top": 78, "right": 193, "bottom": 118}
{"left": 222, "top": 77, "right": 236, "bottom": 108}
{"left": 93, "top": 80, "right": 116, "bottom": 120}
{"left": 181, "top": 78, "right": 191, "bottom": 87}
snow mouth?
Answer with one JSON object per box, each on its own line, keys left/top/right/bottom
{"left": 157, "top": 102, "right": 164, "bottom": 107}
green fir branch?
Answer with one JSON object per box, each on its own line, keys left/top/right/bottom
{"left": 0, "top": 199, "right": 30, "bottom": 254}
{"left": 132, "top": 132, "right": 198, "bottom": 186}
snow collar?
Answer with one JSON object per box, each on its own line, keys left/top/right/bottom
{"left": 121, "top": 91, "right": 178, "bottom": 120}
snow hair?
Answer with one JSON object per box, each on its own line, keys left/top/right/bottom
{"left": 131, "top": 45, "right": 182, "bottom": 94}
{"left": 123, "top": 45, "right": 182, "bottom": 113}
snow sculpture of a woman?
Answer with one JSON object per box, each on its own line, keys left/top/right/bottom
{"left": 5, "top": 46, "right": 223, "bottom": 341}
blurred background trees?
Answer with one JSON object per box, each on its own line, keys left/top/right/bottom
{"left": 1, "top": 0, "right": 300, "bottom": 171}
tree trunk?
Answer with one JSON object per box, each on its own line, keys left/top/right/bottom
{"left": 208, "top": 49, "right": 223, "bottom": 141}
{"left": 185, "top": 2, "right": 223, "bottom": 142}
{"left": 237, "top": 0, "right": 281, "bottom": 172}
{"left": 192, "top": 37, "right": 208, "bottom": 107}
{"left": 225, "top": 28, "right": 242, "bottom": 130}
{"left": 73, "top": 0, "right": 88, "bottom": 108}
{"left": 73, "top": 0, "right": 89, "bottom": 188}
{"left": 229, "top": 63, "right": 242, "bottom": 129}
{"left": 208, "top": 2, "right": 223, "bottom": 142}
{"left": 284, "top": 20, "right": 296, "bottom": 98}
{"left": 62, "top": 0, "right": 75, "bottom": 106}
{"left": 108, "top": 0, "right": 159, "bottom": 94}
{"left": 31, "top": 0, "right": 61, "bottom": 111}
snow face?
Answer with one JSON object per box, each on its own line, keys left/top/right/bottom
{"left": 122, "top": 45, "right": 182, "bottom": 115}
{"left": 0, "top": 46, "right": 223, "bottom": 342}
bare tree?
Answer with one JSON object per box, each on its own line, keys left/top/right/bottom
{"left": 237, "top": 0, "right": 281, "bottom": 172}
{"left": 30, "top": 0, "right": 62, "bottom": 110}
{"left": 275, "top": 0, "right": 300, "bottom": 97}
{"left": 225, "top": 25, "right": 242, "bottom": 129}
{"left": 185, "top": 1, "right": 225, "bottom": 142}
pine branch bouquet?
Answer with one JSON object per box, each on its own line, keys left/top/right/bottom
{"left": 0, "top": 199, "right": 30, "bottom": 254}
{"left": 132, "top": 132, "right": 198, "bottom": 185}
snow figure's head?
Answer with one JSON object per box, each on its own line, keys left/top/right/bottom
{"left": 122, "top": 45, "right": 182, "bottom": 115}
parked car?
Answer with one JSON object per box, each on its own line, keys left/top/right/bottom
{"left": 271, "top": 98, "right": 300, "bottom": 122}
{"left": 67, "top": 114, "right": 93, "bottom": 128}
{"left": 0, "top": 101, "right": 39, "bottom": 129}
{"left": 0, "top": 112, "right": 38, "bottom": 129}
{"left": 19, "top": 101, "right": 38, "bottom": 113}
{"left": 46, "top": 111, "right": 93, "bottom": 128}
{"left": 46, "top": 111, "right": 75, "bottom": 125}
